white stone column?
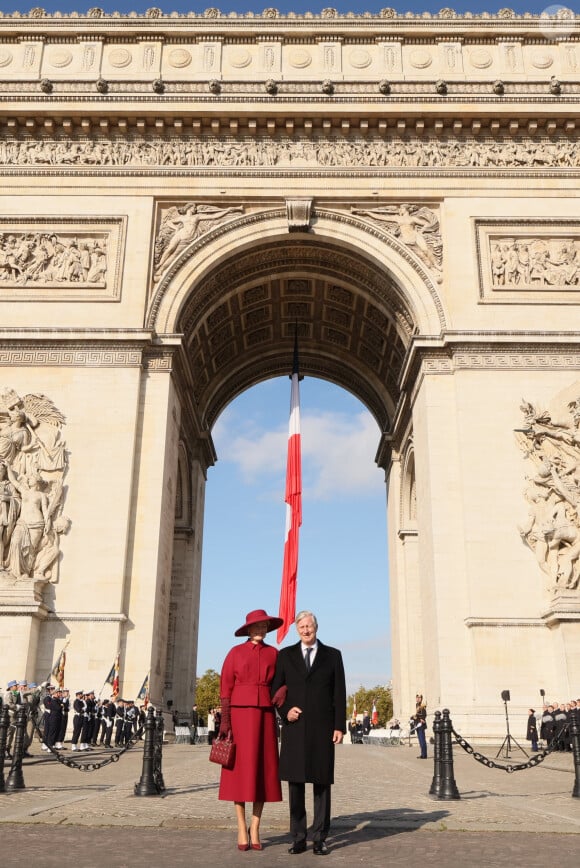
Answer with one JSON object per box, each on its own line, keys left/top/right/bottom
{"left": 122, "top": 346, "right": 182, "bottom": 705}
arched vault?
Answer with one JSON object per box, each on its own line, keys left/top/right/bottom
{"left": 148, "top": 208, "right": 446, "bottom": 432}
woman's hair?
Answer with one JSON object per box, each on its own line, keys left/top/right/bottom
{"left": 295, "top": 610, "right": 318, "bottom": 629}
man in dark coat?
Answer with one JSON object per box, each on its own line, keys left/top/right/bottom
{"left": 271, "top": 610, "right": 346, "bottom": 856}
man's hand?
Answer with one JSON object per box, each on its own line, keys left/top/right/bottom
{"left": 332, "top": 730, "right": 343, "bottom": 744}
{"left": 287, "top": 706, "right": 302, "bottom": 722}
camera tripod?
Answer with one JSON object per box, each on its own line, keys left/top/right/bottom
{"left": 495, "top": 700, "right": 528, "bottom": 760}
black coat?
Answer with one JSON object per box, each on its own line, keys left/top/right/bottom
{"left": 271, "top": 640, "right": 346, "bottom": 785}
{"left": 526, "top": 713, "right": 538, "bottom": 741}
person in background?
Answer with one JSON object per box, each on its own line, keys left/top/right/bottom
{"left": 526, "top": 708, "right": 539, "bottom": 752}
{"left": 413, "top": 693, "right": 428, "bottom": 759}
{"left": 362, "top": 710, "right": 371, "bottom": 735}
{"left": 207, "top": 708, "right": 215, "bottom": 745}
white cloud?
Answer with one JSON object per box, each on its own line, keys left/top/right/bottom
{"left": 213, "top": 407, "right": 384, "bottom": 501}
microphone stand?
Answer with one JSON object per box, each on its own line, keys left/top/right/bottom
{"left": 496, "top": 700, "right": 528, "bottom": 759}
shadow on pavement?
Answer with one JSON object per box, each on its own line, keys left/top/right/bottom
{"left": 326, "top": 807, "right": 451, "bottom": 848}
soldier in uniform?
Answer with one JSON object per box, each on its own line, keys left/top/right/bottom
{"left": 56, "top": 687, "right": 70, "bottom": 749}
{"left": 70, "top": 690, "right": 86, "bottom": 751}
{"left": 101, "top": 698, "right": 116, "bottom": 748}
{"left": 84, "top": 689, "right": 97, "bottom": 746}
{"left": 123, "top": 699, "right": 139, "bottom": 744}
{"left": 23, "top": 681, "right": 41, "bottom": 756}
{"left": 114, "top": 698, "right": 126, "bottom": 746}
{"left": 44, "top": 686, "right": 63, "bottom": 751}
{"left": 4, "top": 680, "right": 19, "bottom": 758}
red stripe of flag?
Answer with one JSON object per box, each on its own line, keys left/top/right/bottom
{"left": 277, "top": 368, "right": 302, "bottom": 644}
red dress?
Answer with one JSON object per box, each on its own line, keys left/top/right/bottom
{"left": 218, "top": 639, "right": 282, "bottom": 803}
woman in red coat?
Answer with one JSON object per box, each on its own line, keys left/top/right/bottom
{"left": 218, "top": 608, "right": 284, "bottom": 851}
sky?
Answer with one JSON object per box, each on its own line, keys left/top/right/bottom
{"left": 199, "top": 378, "right": 391, "bottom": 696}
{"left": 0, "top": 1, "right": 567, "bottom": 17}
{"left": 3, "top": 0, "right": 571, "bottom": 696}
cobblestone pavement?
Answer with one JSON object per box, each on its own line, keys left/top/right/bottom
{"left": 1, "top": 739, "right": 579, "bottom": 867}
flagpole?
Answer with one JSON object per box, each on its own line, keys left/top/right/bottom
{"left": 99, "top": 650, "right": 120, "bottom": 699}
{"left": 45, "top": 638, "right": 70, "bottom": 685}
{"left": 277, "top": 324, "right": 303, "bottom": 644}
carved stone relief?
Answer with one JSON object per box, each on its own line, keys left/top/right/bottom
{"left": 351, "top": 204, "right": 442, "bottom": 280}
{"left": 153, "top": 202, "right": 244, "bottom": 280}
{"left": 0, "top": 218, "right": 126, "bottom": 301}
{"left": 0, "top": 134, "right": 579, "bottom": 173}
{"left": 477, "top": 221, "right": 580, "bottom": 303}
{"left": 0, "top": 388, "right": 70, "bottom": 592}
{"left": 516, "top": 394, "right": 580, "bottom": 595}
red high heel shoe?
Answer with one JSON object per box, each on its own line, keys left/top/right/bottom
{"left": 249, "top": 827, "right": 263, "bottom": 851}
{"left": 237, "top": 831, "right": 250, "bottom": 851}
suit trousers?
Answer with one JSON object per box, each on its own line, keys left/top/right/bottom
{"left": 288, "top": 782, "right": 331, "bottom": 844}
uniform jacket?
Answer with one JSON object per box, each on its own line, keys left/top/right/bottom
{"left": 220, "top": 640, "right": 278, "bottom": 708}
{"left": 271, "top": 640, "right": 346, "bottom": 785}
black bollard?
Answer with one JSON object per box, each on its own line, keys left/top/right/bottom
{"left": 153, "top": 711, "right": 166, "bottom": 793}
{"left": 134, "top": 708, "right": 159, "bottom": 796}
{"left": 429, "top": 710, "right": 443, "bottom": 797}
{"left": 6, "top": 706, "right": 27, "bottom": 791}
{"left": 437, "top": 708, "right": 460, "bottom": 800}
{"left": 570, "top": 708, "right": 580, "bottom": 798}
{"left": 0, "top": 705, "right": 9, "bottom": 794}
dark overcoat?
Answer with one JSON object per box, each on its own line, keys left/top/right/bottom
{"left": 271, "top": 640, "right": 346, "bottom": 785}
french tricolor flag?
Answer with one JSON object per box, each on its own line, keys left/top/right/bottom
{"left": 277, "top": 335, "right": 303, "bottom": 644}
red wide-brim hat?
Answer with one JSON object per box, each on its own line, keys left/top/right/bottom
{"left": 235, "top": 608, "right": 284, "bottom": 637}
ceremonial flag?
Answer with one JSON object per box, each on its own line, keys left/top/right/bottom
{"left": 106, "top": 653, "right": 120, "bottom": 698}
{"left": 277, "top": 333, "right": 303, "bottom": 644}
{"left": 138, "top": 674, "right": 150, "bottom": 708}
{"left": 352, "top": 698, "right": 357, "bottom": 720}
{"left": 52, "top": 649, "right": 66, "bottom": 688}
{"left": 371, "top": 702, "right": 379, "bottom": 726}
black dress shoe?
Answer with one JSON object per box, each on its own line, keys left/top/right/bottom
{"left": 288, "top": 842, "right": 307, "bottom": 854}
{"left": 313, "top": 842, "right": 329, "bottom": 856}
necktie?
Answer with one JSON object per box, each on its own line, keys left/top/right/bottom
{"left": 305, "top": 647, "right": 312, "bottom": 672}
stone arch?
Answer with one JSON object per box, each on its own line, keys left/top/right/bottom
{"left": 148, "top": 207, "right": 446, "bottom": 433}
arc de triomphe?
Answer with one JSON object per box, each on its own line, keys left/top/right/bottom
{"left": 0, "top": 6, "right": 579, "bottom": 734}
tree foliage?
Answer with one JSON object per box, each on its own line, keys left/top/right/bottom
{"left": 195, "top": 668, "right": 221, "bottom": 718}
{"left": 347, "top": 685, "right": 393, "bottom": 727}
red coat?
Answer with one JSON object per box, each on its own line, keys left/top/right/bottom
{"left": 220, "top": 639, "right": 278, "bottom": 708}
{"left": 218, "top": 639, "right": 282, "bottom": 803}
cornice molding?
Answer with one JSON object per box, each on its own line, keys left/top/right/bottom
{"left": 464, "top": 617, "right": 546, "bottom": 628}
{"left": 45, "top": 611, "right": 129, "bottom": 622}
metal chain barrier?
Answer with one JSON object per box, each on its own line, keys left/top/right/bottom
{"left": 31, "top": 717, "right": 144, "bottom": 772}
{"left": 430, "top": 708, "right": 580, "bottom": 801}
{"left": 451, "top": 725, "right": 561, "bottom": 773}
{"left": 2, "top": 705, "right": 166, "bottom": 796}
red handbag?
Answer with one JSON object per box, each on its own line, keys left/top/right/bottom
{"left": 209, "top": 731, "right": 236, "bottom": 770}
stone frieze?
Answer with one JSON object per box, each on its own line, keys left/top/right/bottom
{"left": 0, "top": 28, "right": 578, "bottom": 83}
{"left": 0, "top": 134, "right": 579, "bottom": 172}
{"left": 0, "top": 217, "right": 126, "bottom": 301}
{"left": 476, "top": 221, "right": 580, "bottom": 303}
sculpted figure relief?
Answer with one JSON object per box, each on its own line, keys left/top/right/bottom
{"left": 0, "top": 231, "right": 108, "bottom": 287}
{"left": 154, "top": 202, "right": 244, "bottom": 278}
{"left": 351, "top": 204, "right": 443, "bottom": 278}
{"left": 491, "top": 237, "right": 580, "bottom": 288}
{"left": 0, "top": 388, "right": 69, "bottom": 584}
{"left": 516, "top": 396, "right": 580, "bottom": 593}
{"left": 0, "top": 135, "right": 579, "bottom": 172}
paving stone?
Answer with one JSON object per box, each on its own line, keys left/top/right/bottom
{"left": 1, "top": 739, "right": 579, "bottom": 866}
